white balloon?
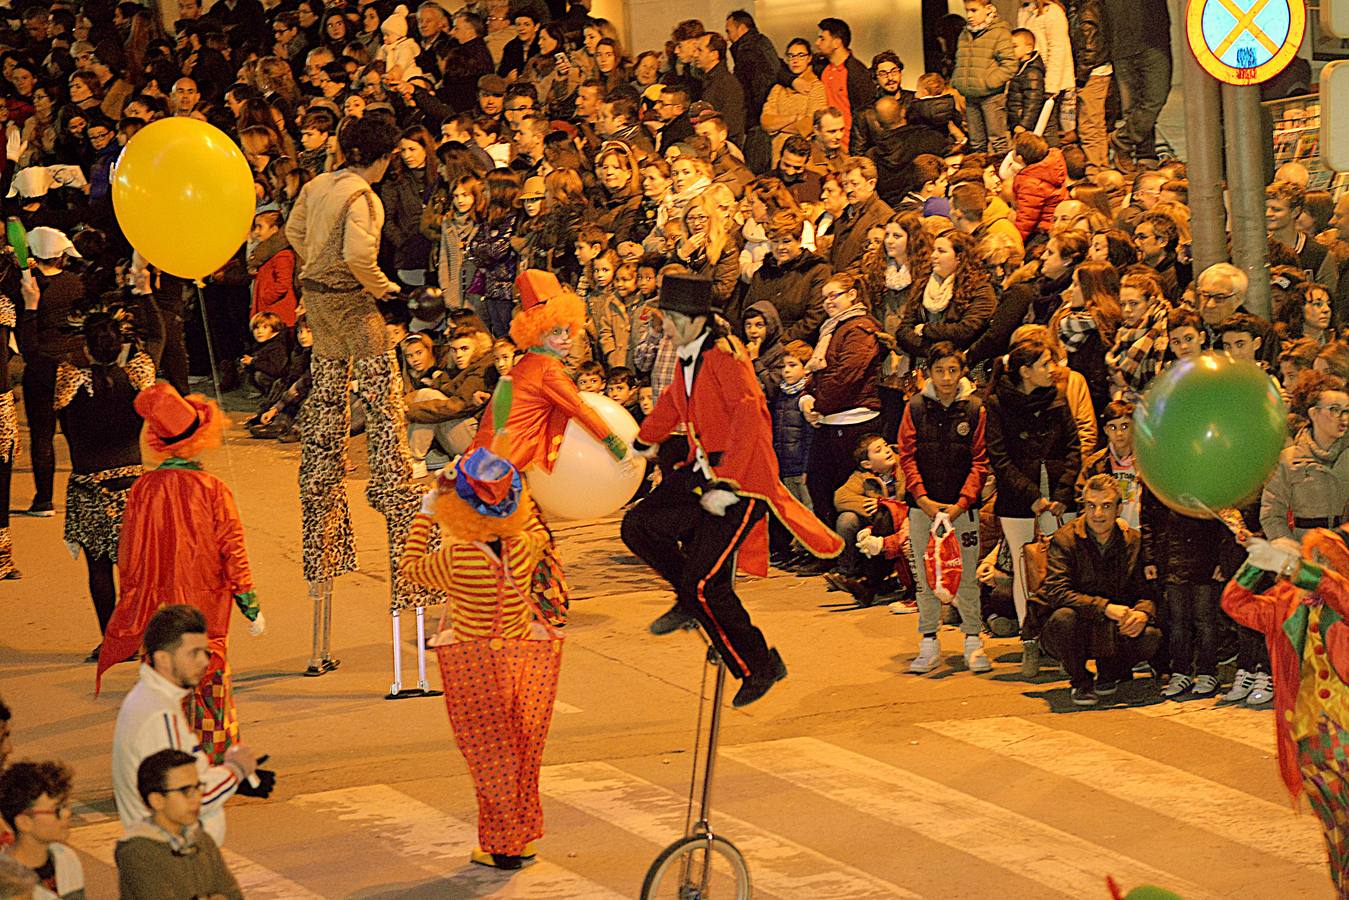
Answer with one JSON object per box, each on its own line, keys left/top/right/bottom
{"left": 526, "top": 391, "right": 646, "bottom": 520}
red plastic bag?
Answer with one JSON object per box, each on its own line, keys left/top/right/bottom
{"left": 923, "top": 513, "right": 963, "bottom": 603}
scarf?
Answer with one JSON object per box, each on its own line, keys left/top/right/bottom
{"left": 779, "top": 375, "right": 809, "bottom": 396}
{"left": 1058, "top": 310, "right": 1098, "bottom": 351}
{"left": 806, "top": 305, "right": 866, "bottom": 373}
{"left": 922, "top": 273, "right": 953, "bottom": 315}
{"left": 885, "top": 262, "right": 911, "bottom": 292}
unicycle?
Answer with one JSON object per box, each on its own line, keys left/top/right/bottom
{"left": 639, "top": 643, "right": 751, "bottom": 900}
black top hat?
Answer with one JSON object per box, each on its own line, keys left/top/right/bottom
{"left": 658, "top": 273, "right": 716, "bottom": 318}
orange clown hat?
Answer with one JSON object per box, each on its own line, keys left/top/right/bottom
{"left": 135, "top": 381, "right": 224, "bottom": 459}
{"left": 510, "top": 269, "right": 587, "bottom": 350}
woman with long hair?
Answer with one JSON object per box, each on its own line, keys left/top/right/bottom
{"left": 125, "top": 9, "right": 167, "bottom": 87}
{"left": 239, "top": 125, "right": 284, "bottom": 175}
{"left": 760, "top": 38, "right": 827, "bottom": 166}
{"left": 1088, "top": 228, "right": 1137, "bottom": 269}
{"left": 675, "top": 192, "right": 738, "bottom": 307}
{"left": 256, "top": 56, "right": 301, "bottom": 114}
{"left": 1278, "top": 281, "right": 1338, "bottom": 346}
{"left": 379, "top": 126, "right": 439, "bottom": 287}
{"left": 897, "top": 229, "right": 995, "bottom": 368}
{"left": 740, "top": 175, "right": 810, "bottom": 283}
{"left": 437, "top": 174, "right": 484, "bottom": 312}
{"left": 1051, "top": 259, "right": 1121, "bottom": 415}
{"left": 984, "top": 332, "right": 1081, "bottom": 649}
{"left": 521, "top": 24, "right": 583, "bottom": 119}
{"left": 469, "top": 168, "right": 523, "bottom": 337}
{"left": 593, "top": 38, "right": 628, "bottom": 95}
{"left": 19, "top": 83, "right": 60, "bottom": 167}
{"left": 865, "top": 212, "right": 933, "bottom": 437}
{"left": 323, "top": 10, "right": 357, "bottom": 53}
{"left": 67, "top": 71, "right": 103, "bottom": 113}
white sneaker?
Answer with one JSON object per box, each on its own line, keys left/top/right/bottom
{"left": 410, "top": 460, "right": 429, "bottom": 480}
{"left": 910, "top": 637, "right": 941, "bottom": 674}
{"left": 1224, "top": 668, "right": 1256, "bottom": 703}
{"left": 1193, "top": 674, "right": 1219, "bottom": 696}
{"left": 964, "top": 634, "right": 992, "bottom": 673}
{"left": 1246, "top": 671, "right": 1274, "bottom": 706}
{"left": 1162, "top": 674, "right": 1193, "bottom": 699}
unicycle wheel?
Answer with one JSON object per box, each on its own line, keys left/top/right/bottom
{"left": 640, "top": 833, "right": 751, "bottom": 900}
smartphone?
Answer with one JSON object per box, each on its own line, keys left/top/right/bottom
{"left": 555, "top": 52, "right": 568, "bottom": 66}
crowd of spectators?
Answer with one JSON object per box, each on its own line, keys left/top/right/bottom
{"left": 1, "top": 0, "right": 1348, "bottom": 890}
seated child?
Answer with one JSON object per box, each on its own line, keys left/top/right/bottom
{"left": 1010, "top": 132, "right": 1067, "bottom": 240}
{"left": 239, "top": 311, "right": 291, "bottom": 402}
{"left": 828, "top": 433, "right": 913, "bottom": 605}
{"left": 604, "top": 366, "right": 643, "bottom": 422}
{"left": 249, "top": 315, "right": 313, "bottom": 441}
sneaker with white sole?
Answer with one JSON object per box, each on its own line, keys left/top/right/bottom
{"left": 888, "top": 598, "right": 917, "bottom": 615}
{"left": 1162, "top": 674, "right": 1193, "bottom": 699}
{"left": 1193, "top": 674, "right": 1219, "bottom": 696}
{"left": 964, "top": 634, "right": 992, "bottom": 673}
{"left": 1245, "top": 671, "right": 1273, "bottom": 706}
{"left": 909, "top": 636, "right": 941, "bottom": 673}
{"left": 1224, "top": 668, "right": 1256, "bottom": 703}
{"left": 1020, "top": 639, "right": 1042, "bottom": 678}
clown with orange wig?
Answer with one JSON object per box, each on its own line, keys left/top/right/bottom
{"left": 96, "top": 383, "right": 264, "bottom": 765}
{"left": 466, "top": 269, "right": 632, "bottom": 624}
{"left": 399, "top": 432, "right": 563, "bottom": 870}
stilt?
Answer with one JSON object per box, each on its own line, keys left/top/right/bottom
{"left": 305, "top": 579, "right": 340, "bottom": 676}
{"left": 414, "top": 607, "right": 437, "bottom": 694}
{"left": 385, "top": 594, "right": 441, "bottom": 700}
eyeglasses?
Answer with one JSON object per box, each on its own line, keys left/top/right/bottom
{"left": 875, "top": 66, "right": 901, "bottom": 77}
{"left": 822, "top": 290, "right": 852, "bottom": 303}
{"left": 504, "top": 104, "right": 533, "bottom": 112}
{"left": 786, "top": 52, "right": 811, "bottom": 60}
{"left": 1197, "top": 289, "right": 1236, "bottom": 302}
{"left": 159, "top": 782, "right": 205, "bottom": 797}
{"left": 25, "top": 802, "right": 71, "bottom": 817}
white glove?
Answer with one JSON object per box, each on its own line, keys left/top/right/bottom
{"left": 419, "top": 488, "right": 439, "bottom": 516}
{"left": 856, "top": 527, "right": 884, "bottom": 558}
{"left": 249, "top": 613, "right": 266, "bottom": 637}
{"left": 1244, "top": 537, "right": 1301, "bottom": 575}
{"left": 700, "top": 488, "right": 740, "bottom": 517}
{"left": 6, "top": 126, "right": 25, "bottom": 163}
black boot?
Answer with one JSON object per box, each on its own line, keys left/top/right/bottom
{"left": 732, "top": 649, "right": 787, "bottom": 708}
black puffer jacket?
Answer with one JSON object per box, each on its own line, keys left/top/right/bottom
{"left": 983, "top": 369, "right": 1082, "bottom": 517}
{"left": 741, "top": 249, "right": 832, "bottom": 343}
{"left": 1005, "top": 53, "right": 1046, "bottom": 133}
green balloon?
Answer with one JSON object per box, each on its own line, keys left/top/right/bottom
{"left": 1125, "top": 887, "right": 1185, "bottom": 900}
{"left": 1134, "top": 353, "right": 1287, "bottom": 516}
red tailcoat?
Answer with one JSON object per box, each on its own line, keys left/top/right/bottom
{"left": 470, "top": 351, "right": 613, "bottom": 474}
{"left": 638, "top": 338, "right": 842, "bottom": 576}
{"left": 96, "top": 467, "right": 254, "bottom": 691}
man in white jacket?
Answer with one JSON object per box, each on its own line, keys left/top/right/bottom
{"left": 111, "top": 606, "right": 259, "bottom": 847}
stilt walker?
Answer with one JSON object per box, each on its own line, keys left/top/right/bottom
{"left": 399, "top": 434, "right": 562, "bottom": 871}
{"left": 0, "top": 278, "right": 20, "bottom": 579}
{"left": 95, "top": 383, "right": 266, "bottom": 763}
{"left": 1225, "top": 530, "right": 1349, "bottom": 896}
{"left": 285, "top": 116, "right": 438, "bottom": 677}
{"left": 622, "top": 274, "right": 842, "bottom": 707}
{"left": 466, "top": 269, "right": 632, "bottom": 626}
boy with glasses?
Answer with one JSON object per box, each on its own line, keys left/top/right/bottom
{"left": 0, "top": 761, "right": 84, "bottom": 899}
{"left": 115, "top": 749, "right": 241, "bottom": 900}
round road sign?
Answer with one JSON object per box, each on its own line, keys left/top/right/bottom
{"left": 1186, "top": 0, "right": 1306, "bottom": 85}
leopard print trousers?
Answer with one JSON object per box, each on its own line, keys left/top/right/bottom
{"left": 299, "top": 350, "right": 440, "bottom": 610}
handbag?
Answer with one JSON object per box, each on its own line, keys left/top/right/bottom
{"left": 1021, "top": 515, "right": 1062, "bottom": 639}
{"left": 923, "top": 512, "right": 963, "bottom": 603}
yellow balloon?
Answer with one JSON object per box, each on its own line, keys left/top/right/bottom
{"left": 112, "top": 118, "right": 255, "bottom": 280}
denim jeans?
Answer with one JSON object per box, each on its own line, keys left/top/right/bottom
{"left": 1113, "top": 47, "right": 1172, "bottom": 159}
{"left": 1167, "top": 582, "right": 1219, "bottom": 677}
{"left": 966, "top": 92, "right": 1009, "bottom": 155}
{"left": 835, "top": 511, "right": 864, "bottom": 576}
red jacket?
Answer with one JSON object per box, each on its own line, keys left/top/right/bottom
{"left": 1221, "top": 527, "right": 1349, "bottom": 801}
{"left": 251, "top": 247, "right": 299, "bottom": 325}
{"left": 97, "top": 465, "right": 254, "bottom": 692}
{"left": 638, "top": 335, "right": 842, "bottom": 575}
{"left": 469, "top": 350, "right": 614, "bottom": 474}
{"left": 1012, "top": 148, "right": 1068, "bottom": 239}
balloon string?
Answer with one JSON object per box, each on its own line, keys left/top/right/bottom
{"left": 1178, "top": 493, "right": 1243, "bottom": 537}
{"left": 194, "top": 281, "right": 242, "bottom": 489}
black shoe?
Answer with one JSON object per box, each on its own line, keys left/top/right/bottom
{"left": 1095, "top": 679, "right": 1119, "bottom": 696}
{"left": 304, "top": 658, "right": 341, "bottom": 676}
{"left": 1070, "top": 685, "right": 1099, "bottom": 707}
{"left": 471, "top": 848, "right": 525, "bottom": 870}
{"left": 23, "top": 502, "right": 55, "bottom": 518}
{"left": 277, "top": 427, "right": 301, "bottom": 444}
{"left": 84, "top": 643, "right": 102, "bottom": 663}
{"left": 649, "top": 605, "right": 698, "bottom": 635}
{"left": 732, "top": 649, "right": 787, "bottom": 708}
{"left": 248, "top": 422, "right": 285, "bottom": 439}
{"left": 823, "top": 572, "right": 878, "bottom": 604}
{"left": 793, "top": 557, "right": 833, "bottom": 576}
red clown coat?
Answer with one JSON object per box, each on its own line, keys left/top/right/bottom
{"left": 97, "top": 463, "right": 254, "bottom": 691}
{"left": 637, "top": 337, "right": 843, "bottom": 576}
{"left": 469, "top": 351, "right": 614, "bottom": 474}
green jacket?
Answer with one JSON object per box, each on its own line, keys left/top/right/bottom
{"left": 115, "top": 821, "right": 242, "bottom": 900}
{"left": 952, "top": 19, "right": 1018, "bottom": 100}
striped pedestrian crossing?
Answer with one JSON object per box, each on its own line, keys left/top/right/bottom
{"left": 919, "top": 715, "right": 1325, "bottom": 867}
{"left": 61, "top": 710, "right": 1328, "bottom": 898}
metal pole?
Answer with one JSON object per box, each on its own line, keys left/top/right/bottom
{"left": 1222, "top": 83, "right": 1272, "bottom": 319}
{"left": 1181, "top": 43, "right": 1227, "bottom": 273}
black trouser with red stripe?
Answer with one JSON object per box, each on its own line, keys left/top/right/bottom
{"left": 622, "top": 479, "right": 770, "bottom": 681}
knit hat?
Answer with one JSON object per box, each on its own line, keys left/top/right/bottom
{"left": 135, "top": 381, "right": 223, "bottom": 458}
{"left": 658, "top": 272, "right": 716, "bottom": 318}
{"left": 382, "top": 4, "right": 410, "bottom": 38}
